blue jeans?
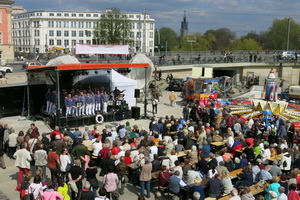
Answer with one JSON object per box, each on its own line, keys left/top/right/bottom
{"left": 140, "top": 180, "right": 151, "bottom": 198}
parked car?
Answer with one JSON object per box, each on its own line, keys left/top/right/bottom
{"left": 0, "top": 66, "right": 13, "bottom": 73}
{"left": 282, "top": 51, "right": 298, "bottom": 60}
{"left": 169, "top": 78, "right": 185, "bottom": 91}
{"left": 22, "top": 61, "right": 45, "bottom": 69}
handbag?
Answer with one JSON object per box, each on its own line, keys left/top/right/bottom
{"left": 66, "top": 163, "right": 72, "bottom": 172}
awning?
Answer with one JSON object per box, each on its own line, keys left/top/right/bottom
{"left": 26, "top": 63, "right": 149, "bottom": 71}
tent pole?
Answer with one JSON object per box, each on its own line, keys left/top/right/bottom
{"left": 56, "top": 70, "right": 61, "bottom": 127}
{"left": 143, "top": 67, "right": 147, "bottom": 118}
{"left": 26, "top": 72, "right": 30, "bottom": 120}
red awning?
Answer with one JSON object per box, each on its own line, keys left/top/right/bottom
{"left": 27, "top": 63, "right": 149, "bottom": 71}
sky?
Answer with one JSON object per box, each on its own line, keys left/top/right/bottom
{"left": 13, "top": 0, "right": 300, "bottom": 36}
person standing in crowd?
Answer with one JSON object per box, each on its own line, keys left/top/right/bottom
{"left": 45, "top": 88, "right": 52, "bottom": 113}
{"left": 169, "top": 91, "right": 176, "bottom": 107}
{"left": 140, "top": 157, "right": 152, "bottom": 199}
{"left": 34, "top": 143, "right": 48, "bottom": 180}
{"left": 103, "top": 165, "right": 119, "bottom": 199}
{"left": 152, "top": 95, "right": 158, "bottom": 115}
{"left": 14, "top": 142, "right": 32, "bottom": 191}
{"left": 68, "top": 159, "right": 84, "bottom": 200}
{"left": 43, "top": 182, "right": 64, "bottom": 200}
{"left": 30, "top": 123, "right": 39, "bottom": 139}
{"left": 48, "top": 146, "right": 60, "bottom": 182}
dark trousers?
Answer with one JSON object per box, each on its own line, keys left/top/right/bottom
{"left": 7, "top": 146, "right": 16, "bottom": 158}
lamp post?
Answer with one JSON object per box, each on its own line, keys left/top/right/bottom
{"left": 156, "top": 29, "right": 161, "bottom": 56}
{"left": 187, "top": 38, "right": 195, "bottom": 60}
{"left": 286, "top": 18, "right": 291, "bottom": 51}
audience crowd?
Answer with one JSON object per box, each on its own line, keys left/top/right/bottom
{"left": 1, "top": 100, "right": 300, "bottom": 200}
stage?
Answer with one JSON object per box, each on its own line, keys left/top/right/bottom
{"left": 39, "top": 108, "right": 133, "bottom": 129}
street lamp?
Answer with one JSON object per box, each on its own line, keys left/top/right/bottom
{"left": 187, "top": 38, "right": 195, "bottom": 59}
{"left": 156, "top": 29, "right": 161, "bottom": 56}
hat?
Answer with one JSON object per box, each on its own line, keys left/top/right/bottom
{"left": 234, "top": 157, "right": 240, "bottom": 164}
{"left": 256, "top": 158, "right": 262, "bottom": 163}
{"left": 273, "top": 143, "right": 278, "bottom": 147}
{"left": 269, "top": 191, "right": 277, "bottom": 198}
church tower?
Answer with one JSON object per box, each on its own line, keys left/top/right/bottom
{"left": 180, "top": 11, "right": 188, "bottom": 38}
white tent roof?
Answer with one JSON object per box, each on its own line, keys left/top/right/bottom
{"left": 110, "top": 69, "right": 137, "bottom": 107}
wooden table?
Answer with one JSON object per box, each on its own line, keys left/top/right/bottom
{"left": 204, "top": 184, "right": 265, "bottom": 200}
{"left": 268, "top": 153, "right": 283, "bottom": 161}
{"left": 229, "top": 168, "right": 244, "bottom": 179}
{"left": 210, "top": 141, "right": 225, "bottom": 146}
{"left": 167, "top": 149, "right": 191, "bottom": 158}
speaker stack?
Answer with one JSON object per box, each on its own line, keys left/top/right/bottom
{"left": 131, "top": 106, "right": 140, "bottom": 119}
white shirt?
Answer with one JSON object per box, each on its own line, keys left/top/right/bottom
{"left": 278, "top": 193, "right": 288, "bottom": 200}
{"left": 60, "top": 154, "right": 71, "bottom": 172}
{"left": 173, "top": 166, "right": 183, "bottom": 179}
{"left": 92, "top": 142, "right": 103, "bottom": 157}
{"left": 149, "top": 146, "right": 158, "bottom": 159}
{"left": 227, "top": 136, "right": 234, "bottom": 148}
{"left": 111, "top": 131, "right": 118, "bottom": 141}
{"left": 8, "top": 133, "right": 18, "bottom": 147}
{"left": 169, "top": 155, "right": 178, "bottom": 168}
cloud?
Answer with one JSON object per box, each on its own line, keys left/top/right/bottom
{"left": 13, "top": 0, "right": 300, "bottom": 36}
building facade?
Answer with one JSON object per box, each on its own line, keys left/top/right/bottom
{"left": 0, "top": 0, "right": 15, "bottom": 63}
{"left": 12, "top": 10, "right": 155, "bottom": 57}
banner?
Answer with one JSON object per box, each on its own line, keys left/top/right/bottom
{"left": 75, "top": 44, "right": 129, "bottom": 55}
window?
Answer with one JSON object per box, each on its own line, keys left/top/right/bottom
{"left": 79, "top": 31, "right": 84, "bottom": 37}
{"left": 57, "top": 13, "right": 61, "bottom": 16}
{"left": 71, "top": 13, "right": 76, "bottom": 17}
{"left": 137, "top": 23, "right": 141, "bottom": 29}
{"left": 136, "top": 15, "right": 140, "bottom": 18}
{"left": 34, "top": 30, "right": 40, "bottom": 37}
{"left": 35, "top": 39, "right": 40, "bottom": 45}
{"left": 71, "top": 31, "right": 76, "bottom": 37}
{"left": 93, "top": 14, "right": 98, "bottom": 17}
{"left": 130, "top": 32, "right": 134, "bottom": 38}
{"left": 49, "top": 30, "right": 54, "bottom": 36}
{"left": 64, "top": 13, "right": 69, "bottom": 17}
{"left": 79, "top": 40, "right": 84, "bottom": 43}
{"left": 150, "top": 32, "right": 153, "bottom": 38}
{"left": 57, "top": 30, "right": 61, "bottom": 36}
{"left": 86, "top": 14, "right": 91, "bottom": 17}
{"left": 49, "top": 39, "right": 54, "bottom": 45}
{"left": 72, "top": 40, "right": 76, "bottom": 45}
{"left": 150, "top": 23, "right": 154, "bottom": 30}
{"left": 86, "top": 40, "right": 91, "bottom": 44}
{"left": 64, "top": 21, "right": 69, "bottom": 28}
{"left": 64, "top": 31, "right": 69, "bottom": 37}
{"left": 57, "top": 40, "right": 61, "bottom": 45}
{"left": 64, "top": 40, "right": 69, "bottom": 46}
{"left": 79, "top": 14, "right": 84, "bottom": 17}
{"left": 85, "top": 30, "right": 91, "bottom": 37}
{"left": 129, "top": 15, "right": 134, "bottom": 18}
{"left": 49, "top": 13, "right": 54, "bottom": 16}
{"left": 137, "top": 32, "right": 141, "bottom": 38}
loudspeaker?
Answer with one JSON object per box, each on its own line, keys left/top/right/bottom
{"left": 134, "top": 89, "right": 140, "bottom": 98}
{"left": 131, "top": 106, "right": 140, "bottom": 119}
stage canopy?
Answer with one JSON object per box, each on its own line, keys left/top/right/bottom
{"left": 73, "top": 69, "right": 137, "bottom": 106}
{"left": 75, "top": 43, "right": 129, "bottom": 55}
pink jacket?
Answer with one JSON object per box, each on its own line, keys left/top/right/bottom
{"left": 103, "top": 173, "right": 119, "bottom": 192}
{"left": 81, "top": 155, "right": 90, "bottom": 170}
{"left": 42, "top": 190, "right": 64, "bottom": 200}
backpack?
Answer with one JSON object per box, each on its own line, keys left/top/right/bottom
{"left": 270, "top": 126, "right": 277, "bottom": 136}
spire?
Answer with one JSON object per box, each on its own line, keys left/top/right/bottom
{"left": 180, "top": 11, "right": 189, "bottom": 38}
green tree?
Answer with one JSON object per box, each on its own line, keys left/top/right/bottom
{"left": 156, "top": 27, "right": 179, "bottom": 51}
{"left": 211, "top": 28, "right": 236, "bottom": 50}
{"left": 94, "top": 8, "right": 132, "bottom": 44}
{"left": 230, "top": 38, "right": 263, "bottom": 50}
{"left": 265, "top": 18, "right": 300, "bottom": 50}
{"left": 180, "top": 33, "right": 215, "bottom": 51}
